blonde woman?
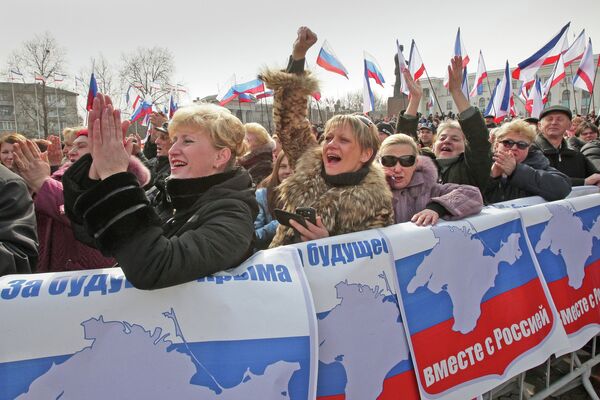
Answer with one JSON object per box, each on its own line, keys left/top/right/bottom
{"left": 63, "top": 95, "right": 258, "bottom": 289}
{"left": 484, "top": 119, "right": 571, "bottom": 203}
{"left": 379, "top": 134, "right": 482, "bottom": 225}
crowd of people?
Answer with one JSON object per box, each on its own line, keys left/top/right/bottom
{"left": 1, "top": 26, "right": 599, "bottom": 289}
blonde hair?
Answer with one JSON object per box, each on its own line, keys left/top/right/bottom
{"left": 494, "top": 119, "right": 536, "bottom": 143}
{"left": 0, "top": 133, "right": 26, "bottom": 145}
{"left": 379, "top": 133, "right": 418, "bottom": 157}
{"left": 324, "top": 115, "right": 380, "bottom": 162}
{"left": 169, "top": 104, "right": 247, "bottom": 167}
{"left": 62, "top": 126, "right": 85, "bottom": 143}
{"left": 434, "top": 120, "right": 469, "bottom": 148}
{"left": 244, "top": 122, "right": 273, "bottom": 148}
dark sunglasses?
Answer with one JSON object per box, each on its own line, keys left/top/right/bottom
{"left": 380, "top": 155, "right": 416, "bottom": 167}
{"left": 500, "top": 139, "right": 530, "bottom": 150}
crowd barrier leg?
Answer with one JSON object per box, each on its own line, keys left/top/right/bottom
{"left": 528, "top": 353, "right": 600, "bottom": 399}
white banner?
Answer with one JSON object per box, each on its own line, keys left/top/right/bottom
{"left": 0, "top": 247, "right": 317, "bottom": 400}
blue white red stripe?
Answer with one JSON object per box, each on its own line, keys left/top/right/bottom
{"left": 363, "top": 59, "right": 375, "bottom": 113}
{"left": 512, "top": 22, "right": 570, "bottom": 83}
{"left": 86, "top": 73, "right": 98, "bottom": 111}
{"left": 454, "top": 27, "right": 470, "bottom": 66}
{"left": 130, "top": 98, "right": 153, "bottom": 122}
{"left": 396, "top": 40, "right": 410, "bottom": 95}
{"left": 363, "top": 51, "right": 385, "bottom": 87}
{"left": 526, "top": 77, "right": 544, "bottom": 118}
{"left": 316, "top": 40, "right": 349, "bottom": 79}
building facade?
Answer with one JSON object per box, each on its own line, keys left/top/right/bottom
{"left": 0, "top": 82, "right": 80, "bottom": 138}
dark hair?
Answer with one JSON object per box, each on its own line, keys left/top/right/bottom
{"left": 258, "top": 151, "right": 289, "bottom": 214}
{"left": 575, "top": 121, "right": 599, "bottom": 137}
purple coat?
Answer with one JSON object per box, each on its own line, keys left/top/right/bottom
{"left": 391, "top": 156, "right": 483, "bottom": 224}
{"left": 34, "top": 157, "right": 151, "bottom": 272}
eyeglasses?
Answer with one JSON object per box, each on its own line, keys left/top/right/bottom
{"left": 500, "top": 139, "right": 530, "bottom": 150}
{"left": 380, "top": 155, "right": 416, "bottom": 167}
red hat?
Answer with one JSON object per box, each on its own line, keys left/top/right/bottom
{"left": 76, "top": 128, "right": 88, "bottom": 138}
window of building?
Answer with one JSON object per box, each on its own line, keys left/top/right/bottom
{"left": 0, "top": 106, "right": 13, "bottom": 117}
{"left": 0, "top": 121, "right": 15, "bottom": 131}
{"left": 423, "top": 88, "right": 430, "bottom": 98}
{"left": 446, "top": 101, "right": 453, "bottom": 111}
{"left": 581, "top": 91, "right": 591, "bottom": 114}
{"left": 561, "top": 90, "right": 570, "bottom": 108}
{"left": 0, "top": 93, "right": 11, "bottom": 102}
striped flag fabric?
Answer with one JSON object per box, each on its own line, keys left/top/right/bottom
{"left": 563, "top": 29, "right": 586, "bottom": 67}
{"left": 396, "top": 40, "right": 409, "bottom": 95}
{"left": 363, "top": 51, "right": 385, "bottom": 87}
{"left": 469, "top": 51, "right": 488, "bottom": 97}
{"left": 542, "top": 53, "right": 566, "bottom": 102}
{"left": 572, "top": 38, "right": 596, "bottom": 93}
{"left": 408, "top": 40, "right": 426, "bottom": 80}
{"left": 525, "top": 77, "right": 544, "bottom": 118}
{"left": 316, "top": 40, "right": 349, "bottom": 78}
{"left": 362, "top": 59, "right": 375, "bottom": 113}
{"left": 86, "top": 73, "right": 98, "bottom": 111}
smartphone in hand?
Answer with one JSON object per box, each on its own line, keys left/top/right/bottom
{"left": 296, "top": 207, "right": 317, "bottom": 225}
{"left": 274, "top": 209, "right": 308, "bottom": 229}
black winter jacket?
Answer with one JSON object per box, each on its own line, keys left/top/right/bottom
{"left": 580, "top": 140, "right": 600, "bottom": 171}
{"left": 533, "top": 135, "right": 598, "bottom": 186}
{"left": 62, "top": 155, "right": 258, "bottom": 290}
{"left": 0, "top": 165, "right": 38, "bottom": 276}
{"left": 397, "top": 106, "right": 492, "bottom": 192}
{"left": 484, "top": 147, "right": 571, "bottom": 204}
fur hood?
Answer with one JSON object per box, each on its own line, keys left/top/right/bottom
{"left": 270, "top": 147, "right": 393, "bottom": 247}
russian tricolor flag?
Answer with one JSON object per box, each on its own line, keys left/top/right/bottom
{"left": 573, "top": 38, "right": 596, "bottom": 93}
{"left": 364, "top": 51, "right": 385, "bottom": 87}
{"left": 233, "top": 78, "right": 265, "bottom": 95}
{"left": 363, "top": 59, "right": 375, "bottom": 113}
{"left": 86, "top": 73, "right": 98, "bottom": 111}
{"left": 469, "top": 51, "right": 488, "bottom": 97}
{"left": 130, "top": 99, "right": 153, "bottom": 122}
{"left": 255, "top": 90, "right": 274, "bottom": 100}
{"left": 454, "top": 27, "right": 470, "bottom": 67}
{"left": 169, "top": 94, "right": 178, "bottom": 118}
{"left": 512, "top": 22, "right": 570, "bottom": 86}
{"left": 316, "top": 40, "right": 349, "bottom": 79}
{"left": 488, "top": 62, "right": 512, "bottom": 123}
{"left": 237, "top": 93, "right": 255, "bottom": 103}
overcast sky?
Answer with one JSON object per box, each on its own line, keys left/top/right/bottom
{"left": 2, "top": 0, "right": 599, "bottom": 103}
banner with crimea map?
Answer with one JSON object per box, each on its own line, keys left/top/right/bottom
{"left": 387, "top": 208, "right": 570, "bottom": 400}
{"left": 0, "top": 247, "right": 317, "bottom": 400}
{"left": 518, "top": 195, "right": 600, "bottom": 356}
{"left": 291, "top": 229, "right": 421, "bottom": 400}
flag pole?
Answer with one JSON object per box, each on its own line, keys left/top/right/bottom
{"left": 33, "top": 81, "right": 41, "bottom": 138}
{"left": 587, "top": 64, "right": 598, "bottom": 115}
{"left": 54, "top": 82, "right": 61, "bottom": 134}
{"left": 10, "top": 79, "right": 18, "bottom": 132}
{"left": 568, "top": 64, "right": 578, "bottom": 114}
{"left": 423, "top": 70, "right": 443, "bottom": 115}
{"left": 264, "top": 97, "right": 272, "bottom": 132}
{"left": 484, "top": 76, "right": 497, "bottom": 116}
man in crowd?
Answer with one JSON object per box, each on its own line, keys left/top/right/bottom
{"left": 417, "top": 123, "right": 435, "bottom": 148}
{"left": 376, "top": 122, "right": 394, "bottom": 143}
{"left": 534, "top": 105, "right": 600, "bottom": 186}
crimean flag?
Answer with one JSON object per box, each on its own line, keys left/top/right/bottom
{"left": 469, "top": 51, "right": 488, "bottom": 97}
{"left": 573, "top": 39, "right": 596, "bottom": 93}
{"left": 512, "top": 22, "right": 570, "bottom": 86}
{"left": 541, "top": 53, "right": 566, "bottom": 102}
{"left": 408, "top": 40, "right": 426, "bottom": 81}
{"left": 86, "top": 73, "right": 98, "bottom": 111}
{"left": 316, "top": 40, "right": 349, "bottom": 79}
{"left": 563, "top": 29, "right": 586, "bottom": 67}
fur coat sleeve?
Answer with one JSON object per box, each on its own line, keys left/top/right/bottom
{"left": 260, "top": 68, "right": 320, "bottom": 169}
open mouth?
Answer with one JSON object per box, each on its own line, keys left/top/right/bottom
{"left": 170, "top": 160, "right": 188, "bottom": 168}
{"left": 326, "top": 154, "right": 341, "bottom": 164}
{"left": 440, "top": 145, "right": 453, "bottom": 153}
